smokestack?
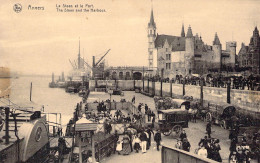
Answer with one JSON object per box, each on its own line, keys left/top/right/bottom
{"left": 93, "top": 56, "right": 95, "bottom": 67}
{"left": 52, "top": 73, "right": 54, "bottom": 83}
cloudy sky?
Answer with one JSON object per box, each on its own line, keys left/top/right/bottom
{"left": 0, "top": 0, "right": 259, "bottom": 75}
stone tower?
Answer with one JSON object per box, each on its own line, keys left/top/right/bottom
{"left": 185, "top": 25, "right": 194, "bottom": 75}
{"left": 212, "top": 33, "right": 222, "bottom": 70}
{"left": 148, "top": 8, "right": 156, "bottom": 70}
{"left": 226, "top": 41, "right": 237, "bottom": 67}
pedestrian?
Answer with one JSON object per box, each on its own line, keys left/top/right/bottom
{"left": 180, "top": 130, "right": 187, "bottom": 142}
{"left": 147, "top": 108, "right": 152, "bottom": 122}
{"left": 144, "top": 130, "right": 149, "bottom": 150}
{"left": 145, "top": 104, "right": 148, "bottom": 114}
{"left": 198, "top": 136, "right": 208, "bottom": 148}
{"left": 132, "top": 95, "right": 135, "bottom": 104}
{"left": 122, "top": 134, "right": 131, "bottom": 155}
{"left": 197, "top": 146, "right": 208, "bottom": 158}
{"left": 146, "top": 127, "right": 154, "bottom": 149}
{"left": 229, "top": 138, "right": 237, "bottom": 161}
{"left": 138, "top": 103, "right": 142, "bottom": 112}
{"left": 133, "top": 134, "right": 141, "bottom": 153}
{"left": 175, "top": 139, "right": 182, "bottom": 149}
{"left": 154, "top": 130, "right": 162, "bottom": 151}
{"left": 116, "top": 139, "right": 123, "bottom": 155}
{"left": 140, "top": 131, "right": 147, "bottom": 153}
{"left": 212, "top": 139, "right": 222, "bottom": 162}
{"left": 182, "top": 138, "right": 191, "bottom": 152}
{"left": 151, "top": 111, "right": 155, "bottom": 129}
{"left": 206, "top": 122, "right": 212, "bottom": 138}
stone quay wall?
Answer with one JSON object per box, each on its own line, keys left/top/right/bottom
{"left": 89, "top": 80, "right": 260, "bottom": 112}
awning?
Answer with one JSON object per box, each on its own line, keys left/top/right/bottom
{"left": 158, "top": 109, "right": 188, "bottom": 114}
{"left": 75, "top": 118, "right": 97, "bottom": 131}
{"left": 171, "top": 99, "right": 190, "bottom": 108}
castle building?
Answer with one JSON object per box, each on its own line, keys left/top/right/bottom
{"left": 238, "top": 27, "right": 260, "bottom": 74}
{"left": 147, "top": 8, "right": 237, "bottom": 78}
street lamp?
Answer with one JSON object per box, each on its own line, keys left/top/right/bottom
{"left": 227, "top": 79, "right": 231, "bottom": 104}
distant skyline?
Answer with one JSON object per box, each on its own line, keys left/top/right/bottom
{"left": 0, "top": 0, "right": 259, "bottom": 75}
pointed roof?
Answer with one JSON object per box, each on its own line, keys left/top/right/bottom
{"left": 148, "top": 9, "right": 156, "bottom": 28}
{"left": 181, "top": 24, "right": 185, "bottom": 37}
{"left": 254, "top": 26, "right": 258, "bottom": 32}
{"left": 213, "top": 33, "right": 221, "bottom": 45}
{"left": 164, "top": 38, "right": 169, "bottom": 47}
{"left": 253, "top": 26, "right": 259, "bottom": 36}
{"left": 186, "top": 25, "right": 193, "bottom": 38}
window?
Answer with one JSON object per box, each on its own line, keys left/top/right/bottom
{"left": 166, "top": 63, "right": 171, "bottom": 70}
{"left": 166, "top": 48, "right": 168, "bottom": 52}
{"left": 150, "top": 30, "right": 152, "bottom": 34}
{"left": 166, "top": 54, "right": 171, "bottom": 60}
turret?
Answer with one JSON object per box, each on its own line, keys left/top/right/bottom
{"left": 212, "top": 33, "right": 222, "bottom": 69}
{"left": 185, "top": 25, "right": 194, "bottom": 57}
{"left": 148, "top": 7, "right": 157, "bottom": 69}
{"left": 226, "top": 41, "right": 237, "bottom": 66}
{"left": 253, "top": 26, "right": 260, "bottom": 47}
{"left": 185, "top": 25, "right": 194, "bottom": 75}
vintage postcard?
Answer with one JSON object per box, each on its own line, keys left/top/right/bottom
{"left": 0, "top": 0, "right": 259, "bottom": 163}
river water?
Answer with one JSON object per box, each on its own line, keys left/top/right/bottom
{"left": 0, "top": 76, "right": 82, "bottom": 127}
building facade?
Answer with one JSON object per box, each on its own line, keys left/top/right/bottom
{"left": 238, "top": 27, "right": 260, "bottom": 74}
{"left": 147, "top": 8, "right": 237, "bottom": 79}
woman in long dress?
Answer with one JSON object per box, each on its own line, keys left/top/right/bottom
{"left": 122, "top": 134, "right": 131, "bottom": 155}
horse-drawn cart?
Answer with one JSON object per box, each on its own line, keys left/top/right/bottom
{"left": 205, "top": 103, "right": 237, "bottom": 129}
{"left": 158, "top": 109, "right": 189, "bottom": 136}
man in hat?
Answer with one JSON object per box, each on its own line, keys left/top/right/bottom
{"left": 206, "top": 122, "right": 212, "bottom": 138}
{"left": 154, "top": 130, "right": 162, "bottom": 151}
{"left": 182, "top": 138, "right": 191, "bottom": 152}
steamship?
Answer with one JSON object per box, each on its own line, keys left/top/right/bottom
{"left": 0, "top": 101, "right": 63, "bottom": 163}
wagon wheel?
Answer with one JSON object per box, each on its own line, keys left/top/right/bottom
{"left": 162, "top": 129, "right": 172, "bottom": 136}
{"left": 206, "top": 112, "right": 212, "bottom": 122}
{"left": 220, "top": 120, "right": 227, "bottom": 129}
{"left": 172, "top": 125, "right": 182, "bottom": 137}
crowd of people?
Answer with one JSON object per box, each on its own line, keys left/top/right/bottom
{"left": 116, "top": 126, "right": 162, "bottom": 155}
{"left": 228, "top": 124, "right": 258, "bottom": 163}
{"left": 175, "top": 128, "right": 222, "bottom": 162}
{"left": 148, "top": 74, "right": 260, "bottom": 91}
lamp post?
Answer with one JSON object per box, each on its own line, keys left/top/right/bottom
{"left": 227, "top": 79, "right": 231, "bottom": 104}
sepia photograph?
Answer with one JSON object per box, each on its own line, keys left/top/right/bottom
{"left": 0, "top": 0, "right": 259, "bottom": 162}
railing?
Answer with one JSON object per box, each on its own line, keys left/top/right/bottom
{"left": 161, "top": 145, "right": 219, "bottom": 163}
{"left": 95, "top": 134, "right": 117, "bottom": 162}
{"left": 42, "top": 112, "right": 62, "bottom": 137}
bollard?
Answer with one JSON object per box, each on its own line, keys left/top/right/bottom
{"left": 160, "top": 80, "right": 163, "bottom": 97}
{"left": 170, "top": 80, "right": 172, "bottom": 97}
{"left": 200, "top": 78, "right": 204, "bottom": 107}
{"left": 53, "top": 126, "right": 56, "bottom": 137}
{"left": 183, "top": 79, "right": 186, "bottom": 96}
{"left": 147, "top": 79, "right": 149, "bottom": 94}
{"left": 227, "top": 80, "right": 231, "bottom": 104}
{"left": 3, "top": 107, "right": 10, "bottom": 144}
